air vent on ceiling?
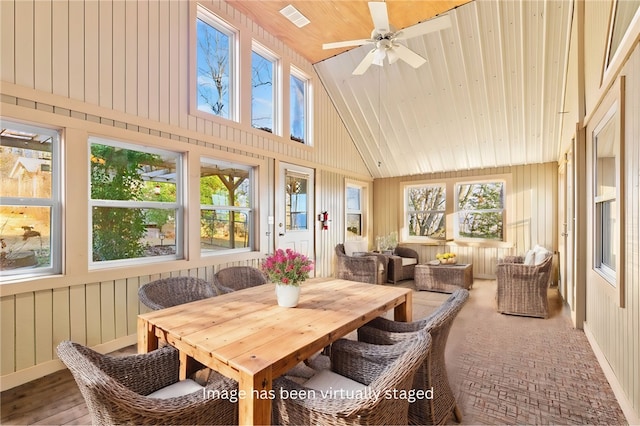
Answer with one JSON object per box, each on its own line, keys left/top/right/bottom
{"left": 279, "top": 4, "right": 310, "bottom": 28}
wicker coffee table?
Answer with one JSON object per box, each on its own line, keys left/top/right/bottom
{"left": 415, "top": 263, "right": 473, "bottom": 293}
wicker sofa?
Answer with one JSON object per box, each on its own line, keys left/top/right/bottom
{"left": 496, "top": 248, "right": 553, "bottom": 318}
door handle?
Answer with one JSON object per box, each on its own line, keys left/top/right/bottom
{"left": 279, "top": 232, "right": 285, "bottom": 236}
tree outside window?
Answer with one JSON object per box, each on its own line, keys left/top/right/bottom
{"left": 90, "top": 139, "right": 182, "bottom": 263}
{"left": 196, "top": 9, "right": 234, "bottom": 120}
{"left": 252, "top": 48, "right": 275, "bottom": 134}
{"left": 346, "top": 184, "right": 363, "bottom": 239}
{"left": 406, "top": 184, "right": 446, "bottom": 239}
{"left": 456, "top": 182, "right": 504, "bottom": 240}
{"left": 200, "top": 159, "right": 253, "bottom": 253}
{"left": 290, "top": 70, "right": 307, "bottom": 143}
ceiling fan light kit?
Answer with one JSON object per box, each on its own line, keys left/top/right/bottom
{"left": 323, "top": 1, "right": 451, "bottom": 75}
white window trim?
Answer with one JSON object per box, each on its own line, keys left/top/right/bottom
{"left": 454, "top": 179, "right": 506, "bottom": 243}
{"left": 345, "top": 180, "right": 368, "bottom": 240}
{"left": 251, "top": 41, "right": 281, "bottom": 136}
{"left": 0, "top": 120, "right": 61, "bottom": 280}
{"left": 88, "top": 137, "right": 184, "bottom": 269}
{"left": 290, "top": 66, "right": 313, "bottom": 146}
{"left": 200, "top": 157, "right": 256, "bottom": 256}
{"left": 402, "top": 182, "right": 446, "bottom": 243}
{"left": 192, "top": 4, "right": 239, "bottom": 122}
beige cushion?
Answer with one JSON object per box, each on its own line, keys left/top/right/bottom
{"left": 524, "top": 250, "right": 536, "bottom": 265}
{"left": 147, "top": 379, "right": 204, "bottom": 399}
{"left": 343, "top": 240, "right": 368, "bottom": 257}
{"left": 401, "top": 257, "right": 418, "bottom": 267}
{"left": 533, "top": 245, "right": 551, "bottom": 265}
{"left": 304, "top": 369, "right": 367, "bottom": 394}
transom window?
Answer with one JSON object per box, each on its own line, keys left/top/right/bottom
{"left": 200, "top": 158, "right": 254, "bottom": 254}
{"left": 252, "top": 44, "right": 278, "bottom": 134}
{"left": 290, "top": 67, "right": 311, "bottom": 144}
{"left": 404, "top": 183, "right": 446, "bottom": 240}
{"left": 89, "top": 138, "right": 183, "bottom": 266}
{"left": 196, "top": 6, "right": 237, "bottom": 121}
{"left": 456, "top": 181, "right": 505, "bottom": 241}
{"left": 0, "top": 120, "right": 60, "bottom": 278}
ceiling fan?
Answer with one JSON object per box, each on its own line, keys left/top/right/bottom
{"left": 323, "top": 2, "right": 451, "bottom": 75}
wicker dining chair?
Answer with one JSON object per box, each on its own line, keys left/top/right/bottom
{"left": 212, "top": 265, "right": 268, "bottom": 294}
{"left": 357, "top": 288, "right": 469, "bottom": 425}
{"left": 56, "top": 341, "right": 237, "bottom": 425}
{"left": 273, "top": 329, "right": 432, "bottom": 426}
{"left": 138, "top": 276, "right": 216, "bottom": 310}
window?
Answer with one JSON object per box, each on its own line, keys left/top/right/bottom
{"left": 0, "top": 120, "right": 60, "bottom": 278}
{"left": 89, "top": 138, "right": 183, "bottom": 265}
{"left": 196, "top": 6, "right": 236, "bottom": 120}
{"left": 404, "top": 183, "right": 446, "bottom": 240}
{"left": 593, "top": 102, "right": 619, "bottom": 284}
{"left": 606, "top": 0, "right": 640, "bottom": 68}
{"left": 456, "top": 181, "right": 504, "bottom": 241}
{"left": 285, "top": 172, "right": 309, "bottom": 230}
{"left": 346, "top": 183, "right": 365, "bottom": 239}
{"left": 290, "top": 68, "right": 310, "bottom": 144}
{"left": 200, "top": 158, "right": 254, "bottom": 254}
{"left": 252, "top": 44, "right": 278, "bottom": 134}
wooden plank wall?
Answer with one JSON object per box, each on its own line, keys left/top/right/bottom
{"left": 584, "top": 44, "right": 640, "bottom": 419}
{"left": 0, "top": 0, "right": 371, "bottom": 390}
{"left": 373, "top": 163, "right": 558, "bottom": 278}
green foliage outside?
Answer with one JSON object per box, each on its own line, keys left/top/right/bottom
{"left": 457, "top": 183, "right": 504, "bottom": 240}
{"left": 407, "top": 186, "right": 446, "bottom": 238}
{"left": 90, "top": 144, "right": 161, "bottom": 261}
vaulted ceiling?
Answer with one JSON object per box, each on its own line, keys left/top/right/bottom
{"left": 230, "top": 0, "right": 575, "bottom": 178}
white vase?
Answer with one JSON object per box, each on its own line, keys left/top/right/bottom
{"left": 275, "top": 283, "right": 301, "bottom": 307}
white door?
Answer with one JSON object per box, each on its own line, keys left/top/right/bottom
{"left": 276, "top": 162, "right": 315, "bottom": 258}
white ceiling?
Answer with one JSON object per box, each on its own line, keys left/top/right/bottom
{"left": 313, "top": 0, "right": 575, "bottom": 178}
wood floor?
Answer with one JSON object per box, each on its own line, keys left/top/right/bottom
{"left": 1, "top": 279, "right": 627, "bottom": 425}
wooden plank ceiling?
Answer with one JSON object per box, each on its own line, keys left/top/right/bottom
{"left": 229, "top": 0, "right": 575, "bottom": 178}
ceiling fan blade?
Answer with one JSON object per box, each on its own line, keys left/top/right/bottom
{"left": 396, "top": 14, "right": 452, "bottom": 40}
{"left": 323, "top": 38, "right": 372, "bottom": 50}
{"left": 352, "top": 49, "right": 377, "bottom": 75}
{"left": 368, "top": 2, "right": 390, "bottom": 33}
{"left": 392, "top": 44, "right": 427, "bottom": 68}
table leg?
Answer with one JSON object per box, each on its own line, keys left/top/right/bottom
{"left": 238, "top": 368, "right": 273, "bottom": 425}
{"left": 394, "top": 291, "right": 413, "bottom": 322}
{"left": 137, "top": 317, "right": 158, "bottom": 354}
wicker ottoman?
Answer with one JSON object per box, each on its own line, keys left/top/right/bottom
{"left": 415, "top": 263, "right": 473, "bottom": 293}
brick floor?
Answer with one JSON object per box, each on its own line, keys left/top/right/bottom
{"left": 405, "top": 278, "right": 628, "bottom": 425}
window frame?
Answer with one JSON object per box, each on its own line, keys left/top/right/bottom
{"left": 402, "top": 182, "right": 447, "bottom": 243}
{"left": 200, "top": 157, "right": 256, "bottom": 256}
{"left": 289, "top": 66, "right": 312, "bottom": 145}
{"left": 345, "top": 180, "right": 367, "bottom": 240}
{"left": 251, "top": 42, "right": 280, "bottom": 136}
{"left": 193, "top": 4, "right": 239, "bottom": 122}
{"left": 88, "top": 137, "right": 184, "bottom": 269}
{"left": 455, "top": 180, "right": 506, "bottom": 242}
{"left": 0, "top": 119, "right": 61, "bottom": 280}
{"left": 591, "top": 78, "right": 625, "bottom": 295}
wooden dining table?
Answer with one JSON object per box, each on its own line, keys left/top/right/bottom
{"left": 137, "top": 278, "right": 412, "bottom": 425}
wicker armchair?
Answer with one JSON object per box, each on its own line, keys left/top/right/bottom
{"left": 273, "top": 329, "right": 432, "bottom": 425}
{"left": 357, "top": 289, "right": 469, "bottom": 425}
{"left": 56, "top": 341, "right": 237, "bottom": 425}
{"left": 138, "top": 276, "right": 216, "bottom": 310}
{"left": 213, "top": 265, "right": 268, "bottom": 294}
{"left": 335, "top": 243, "right": 387, "bottom": 284}
{"left": 387, "top": 246, "right": 419, "bottom": 283}
{"left": 496, "top": 253, "right": 553, "bottom": 318}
